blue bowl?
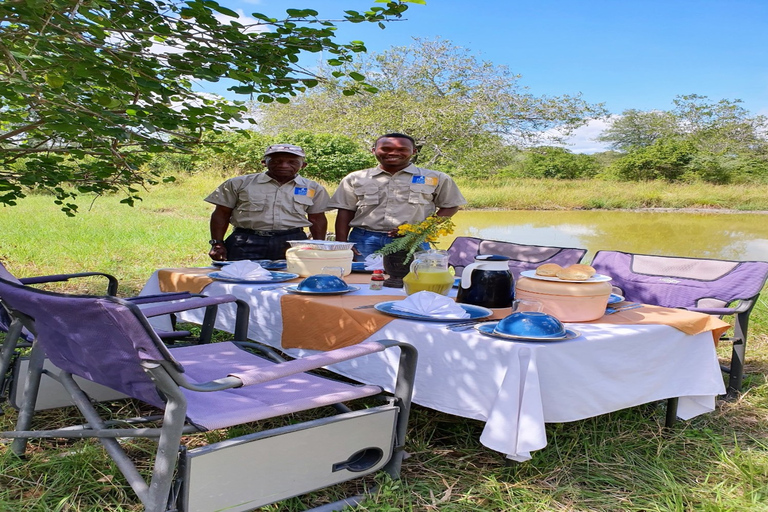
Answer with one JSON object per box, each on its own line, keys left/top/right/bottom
{"left": 494, "top": 312, "right": 567, "bottom": 338}
{"left": 297, "top": 274, "right": 349, "bottom": 293}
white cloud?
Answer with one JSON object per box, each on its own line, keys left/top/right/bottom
{"left": 559, "top": 118, "right": 613, "bottom": 154}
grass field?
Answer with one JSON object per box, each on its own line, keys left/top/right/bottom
{"left": 1, "top": 175, "right": 767, "bottom": 511}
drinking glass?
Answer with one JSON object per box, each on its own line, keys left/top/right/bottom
{"left": 512, "top": 299, "right": 544, "bottom": 313}
{"left": 321, "top": 266, "right": 345, "bottom": 278}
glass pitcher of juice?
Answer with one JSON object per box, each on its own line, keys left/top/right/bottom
{"left": 403, "top": 250, "right": 455, "bottom": 296}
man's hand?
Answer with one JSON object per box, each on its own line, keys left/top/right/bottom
{"left": 209, "top": 244, "right": 227, "bottom": 261}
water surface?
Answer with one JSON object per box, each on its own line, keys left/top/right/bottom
{"left": 439, "top": 210, "right": 768, "bottom": 262}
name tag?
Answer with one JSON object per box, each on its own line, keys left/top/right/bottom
{"left": 411, "top": 176, "right": 438, "bottom": 186}
{"left": 294, "top": 187, "right": 315, "bottom": 198}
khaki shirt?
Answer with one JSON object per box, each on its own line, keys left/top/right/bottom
{"left": 205, "top": 173, "right": 329, "bottom": 231}
{"left": 329, "top": 164, "right": 466, "bottom": 232}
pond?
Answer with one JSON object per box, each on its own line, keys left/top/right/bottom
{"left": 436, "top": 210, "right": 768, "bottom": 262}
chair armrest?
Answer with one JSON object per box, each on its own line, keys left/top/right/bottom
{"left": 228, "top": 340, "right": 388, "bottom": 387}
{"left": 20, "top": 272, "right": 119, "bottom": 295}
{"left": 139, "top": 294, "right": 241, "bottom": 318}
{"left": 125, "top": 292, "right": 195, "bottom": 305}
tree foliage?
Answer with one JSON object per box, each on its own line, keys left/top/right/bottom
{"left": 599, "top": 95, "right": 768, "bottom": 183}
{"left": 258, "top": 37, "right": 606, "bottom": 175}
{"left": 0, "top": 0, "right": 420, "bottom": 214}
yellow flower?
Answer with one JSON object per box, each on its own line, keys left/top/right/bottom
{"left": 375, "top": 215, "right": 456, "bottom": 264}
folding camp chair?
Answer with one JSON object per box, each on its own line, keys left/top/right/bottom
{"left": 591, "top": 250, "right": 768, "bottom": 398}
{"left": 447, "top": 236, "right": 588, "bottom": 280}
{"left": 0, "top": 277, "right": 417, "bottom": 512}
{"left": 0, "top": 262, "right": 221, "bottom": 411}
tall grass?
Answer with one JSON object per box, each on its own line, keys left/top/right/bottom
{"left": 1, "top": 173, "right": 767, "bottom": 511}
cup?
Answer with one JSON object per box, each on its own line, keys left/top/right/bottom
{"left": 321, "top": 266, "right": 345, "bottom": 278}
{"left": 512, "top": 299, "right": 543, "bottom": 313}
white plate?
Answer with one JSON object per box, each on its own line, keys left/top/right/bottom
{"left": 285, "top": 285, "right": 360, "bottom": 295}
{"left": 520, "top": 270, "right": 612, "bottom": 283}
{"left": 475, "top": 322, "right": 581, "bottom": 342}
{"left": 208, "top": 271, "right": 299, "bottom": 284}
{"left": 373, "top": 301, "right": 493, "bottom": 322}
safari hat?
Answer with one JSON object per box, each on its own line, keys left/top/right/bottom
{"left": 263, "top": 144, "right": 305, "bottom": 158}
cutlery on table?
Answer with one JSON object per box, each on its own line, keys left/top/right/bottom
{"left": 605, "top": 303, "right": 643, "bottom": 315}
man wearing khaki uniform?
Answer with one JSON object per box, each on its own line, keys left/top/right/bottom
{"left": 206, "top": 144, "right": 329, "bottom": 261}
{"left": 330, "top": 133, "right": 466, "bottom": 260}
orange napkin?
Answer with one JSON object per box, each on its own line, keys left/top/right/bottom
{"left": 588, "top": 304, "right": 731, "bottom": 343}
{"left": 157, "top": 268, "right": 214, "bottom": 294}
{"left": 281, "top": 294, "right": 403, "bottom": 351}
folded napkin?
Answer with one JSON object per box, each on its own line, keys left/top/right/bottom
{"left": 217, "top": 260, "right": 271, "bottom": 280}
{"left": 391, "top": 290, "right": 470, "bottom": 319}
{"left": 364, "top": 253, "right": 385, "bottom": 271}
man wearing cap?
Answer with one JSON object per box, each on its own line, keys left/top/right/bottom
{"left": 329, "top": 132, "right": 466, "bottom": 260}
{"left": 206, "top": 144, "right": 329, "bottom": 261}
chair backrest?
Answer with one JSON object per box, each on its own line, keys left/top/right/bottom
{"left": 590, "top": 250, "right": 768, "bottom": 311}
{"left": 0, "top": 277, "right": 175, "bottom": 409}
{"left": 0, "top": 262, "right": 32, "bottom": 341}
{"left": 447, "top": 236, "right": 588, "bottom": 280}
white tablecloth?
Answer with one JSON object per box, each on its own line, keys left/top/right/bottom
{"left": 141, "top": 271, "right": 726, "bottom": 461}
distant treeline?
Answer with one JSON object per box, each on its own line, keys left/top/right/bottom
{"left": 147, "top": 128, "right": 768, "bottom": 185}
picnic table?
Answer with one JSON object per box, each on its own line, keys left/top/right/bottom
{"left": 141, "top": 268, "right": 727, "bottom": 461}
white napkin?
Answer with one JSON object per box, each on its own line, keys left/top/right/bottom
{"left": 218, "top": 260, "right": 271, "bottom": 280}
{"left": 364, "top": 253, "right": 384, "bottom": 271}
{"left": 391, "top": 291, "right": 470, "bottom": 319}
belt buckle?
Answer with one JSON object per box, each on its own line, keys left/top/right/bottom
{"left": 254, "top": 230, "right": 271, "bottom": 236}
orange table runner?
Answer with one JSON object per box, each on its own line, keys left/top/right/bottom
{"left": 588, "top": 304, "right": 731, "bottom": 343}
{"left": 157, "top": 268, "right": 214, "bottom": 294}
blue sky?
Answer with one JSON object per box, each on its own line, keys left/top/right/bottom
{"left": 202, "top": 0, "right": 768, "bottom": 152}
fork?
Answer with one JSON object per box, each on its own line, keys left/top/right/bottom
{"left": 605, "top": 303, "right": 643, "bottom": 315}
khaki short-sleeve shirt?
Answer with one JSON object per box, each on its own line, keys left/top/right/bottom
{"left": 328, "top": 164, "right": 466, "bottom": 232}
{"left": 205, "top": 173, "right": 329, "bottom": 231}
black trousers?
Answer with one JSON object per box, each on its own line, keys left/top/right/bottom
{"left": 225, "top": 228, "right": 308, "bottom": 261}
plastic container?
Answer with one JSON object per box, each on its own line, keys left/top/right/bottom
{"left": 286, "top": 247, "right": 354, "bottom": 277}
{"left": 514, "top": 277, "right": 612, "bottom": 322}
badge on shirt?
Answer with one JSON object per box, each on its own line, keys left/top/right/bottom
{"left": 294, "top": 187, "right": 315, "bottom": 198}
{"left": 412, "top": 176, "right": 438, "bottom": 186}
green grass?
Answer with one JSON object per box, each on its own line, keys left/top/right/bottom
{"left": 1, "top": 174, "right": 767, "bottom": 511}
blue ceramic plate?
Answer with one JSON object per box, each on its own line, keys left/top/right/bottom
{"left": 285, "top": 285, "right": 360, "bottom": 295}
{"left": 475, "top": 322, "right": 581, "bottom": 341}
{"left": 208, "top": 271, "right": 299, "bottom": 284}
{"left": 607, "top": 293, "right": 625, "bottom": 305}
{"left": 351, "top": 262, "right": 374, "bottom": 274}
{"left": 373, "top": 301, "right": 492, "bottom": 322}
{"left": 211, "top": 260, "right": 287, "bottom": 270}
{"left": 453, "top": 277, "right": 461, "bottom": 288}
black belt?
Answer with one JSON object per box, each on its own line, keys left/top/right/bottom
{"left": 234, "top": 227, "right": 303, "bottom": 237}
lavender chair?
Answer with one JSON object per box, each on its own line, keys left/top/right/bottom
{"left": 0, "top": 277, "right": 417, "bottom": 512}
{"left": 0, "top": 262, "right": 211, "bottom": 411}
{"left": 446, "top": 236, "right": 588, "bottom": 280}
{"left": 591, "top": 250, "right": 768, "bottom": 397}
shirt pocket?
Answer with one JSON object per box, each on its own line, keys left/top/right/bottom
{"left": 408, "top": 183, "right": 435, "bottom": 205}
{"left": 354, "top": 184, "right": 381, "bottom": 206}
{"left": 292, "top": 193, "right": 314, "bottom": 213}
{"left": 238, "top": 191, "right": 267, "bottom": 213}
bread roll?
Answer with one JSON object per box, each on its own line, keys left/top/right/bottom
{"left": 556, "top": 264, "right": 596, "bottom": 281}
{"left": 535, "top": 263, "right": 563, "bottom": 277}
{"left": 567, "top": 264, "right": 596, "bottom": 277}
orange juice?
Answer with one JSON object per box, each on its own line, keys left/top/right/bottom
{"left": 403, "top": 269, "right": 454, "bottom": 296}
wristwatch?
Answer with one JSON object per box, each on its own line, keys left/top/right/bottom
{"left": 209, "top": 239, "right": 225, "bottom": 246}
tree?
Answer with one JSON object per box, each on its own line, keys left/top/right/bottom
{"left": 597, "top": 109, "right": 678, "bottom": 151}
{"left": 258, "top": 37, "right": 606, "bottom": 175}
{"left": 0, "top": 0, "right": 422, "bottom": 214}
{"left": 609, "top": 138, "right": 696, "bottom": 182}
{"left": 520, "top": 147, "right": 599, "bottom": 179}
{"left": 598, "top": 95, "right": 768, "bottom": 155}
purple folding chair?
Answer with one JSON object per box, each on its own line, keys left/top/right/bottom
{"left": 0, "top": 262, "right": 209, "bottom": 411}
{"left": 0, "top": 277, "right": 417, "bottom": 512}
{"left": 591, "top": 250, "right": 768, "bottom": 397}
{"left": 446, "top": 236, "right": 588, "bottom": 281}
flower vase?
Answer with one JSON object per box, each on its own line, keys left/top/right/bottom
{"left": 382, "top": 250, "right": 410, "bottom": 288}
